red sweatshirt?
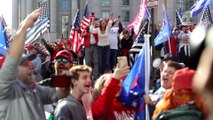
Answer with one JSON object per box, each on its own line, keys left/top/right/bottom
{"left": 92, "top": 78, "right": 138, "bottom": 120}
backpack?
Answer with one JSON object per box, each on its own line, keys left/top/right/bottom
{"left": 155, "top": 105, "right": 204, "bottom": 120}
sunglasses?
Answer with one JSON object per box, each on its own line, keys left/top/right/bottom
{"left": 56, "top": 58, "right": 69, "bottom": 63}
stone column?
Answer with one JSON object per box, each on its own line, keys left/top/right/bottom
{"left": 166, "top": 0, "right": 176, "bottom": 25}
{"left": 26, "top": 0, "right": 33, "bottom": 15}
{"left": 50, "top": 0, "right": 57, "bottom": 41}
{"left": 12, "top": 0, "right": 19, "bottom": 30}
{"left": 71, "top": 0, "right": 78, "bottom": 21}
{"left": 20, "top": 0, "right": 26, "bottom": 21}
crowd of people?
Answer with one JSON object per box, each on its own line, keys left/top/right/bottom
{"left": 0, "top": 8, "right": 213, "bottom": 120}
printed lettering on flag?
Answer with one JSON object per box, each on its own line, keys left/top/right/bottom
{"left": 25, "top": 1, "right": 50, "bottom": 45}
{"left": 70, "top": 10, "right": 81, "bottom": 53}
{"left": 126, "top": 0, "right": 146, "bottom": 35}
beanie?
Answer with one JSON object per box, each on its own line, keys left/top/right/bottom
{"left": 172, "top": 67, "right": 195, "bottom": 91}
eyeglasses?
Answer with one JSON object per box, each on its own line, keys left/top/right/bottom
{"left": 56, "top": 58, "right": 69, "bottom": 63}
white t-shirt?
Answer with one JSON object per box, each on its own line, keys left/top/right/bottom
{"left": 108, "top": 27, "right": 119, "bottom": 50}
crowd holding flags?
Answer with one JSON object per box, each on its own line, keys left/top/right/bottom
{"left": 25, "top": 1, "right": 50, "bottom": 45}
{"left": 0, "top": 16, "right": 8, "bottom": 56}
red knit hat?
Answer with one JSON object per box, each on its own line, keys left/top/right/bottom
{"left": 172, "top": 67, "right": 195, "bottom": 91}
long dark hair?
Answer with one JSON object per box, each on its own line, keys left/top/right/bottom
{"left": 99, "top": 18, "right": 106, "bottom": 31}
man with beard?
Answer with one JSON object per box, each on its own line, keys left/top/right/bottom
{"left": 54, "top": 50, "right": 73, "bottom": 75}
{"left": 39, "top": 49, "right": 74, "bottom": 118}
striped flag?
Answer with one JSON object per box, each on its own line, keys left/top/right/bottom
{"left": 70, "top": 10, "right": 81, "bottom": 53}
{"left": 154, "top": 4, "right": 172, "bottom": 46}
{"left": 201, "top": 6, "right": 213, "bottom": 24}
{"left": 80, "top": 2, "right": 90, "bottom": 32}
{"left": 0, "top": 16, "right": 8, "bottom": 56}
{"left": 25, "top": 1, "right": 50, "bottom": 45}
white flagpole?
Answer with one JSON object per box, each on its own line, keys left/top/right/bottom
{"left": 144, "top": 33, "right": 151, "bottom": 120}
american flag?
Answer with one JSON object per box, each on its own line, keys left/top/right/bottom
{"left": 80, "top": 2, "right": 90, "bottom": 33}
{"left": 70, "top": 10, "right": 81, "bottom": 53}
{"left": 201, "top": 6, "right": 213, "bottom": 24}
{"left": 25, "top": 1, "right": 50, "bottom": 46}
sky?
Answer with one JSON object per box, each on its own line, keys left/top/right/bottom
{"left": 0, "top": 0, "right": 12, "bottom": 27}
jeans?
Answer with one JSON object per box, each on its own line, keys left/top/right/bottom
{"left": 98, "top": 45, "right": 110, "bottom": 74}
{"left": 85, "top": 45, "right": 99, "bottom": 80}
{"left": 110, "top": 49, "right": 117, "bottom": 71}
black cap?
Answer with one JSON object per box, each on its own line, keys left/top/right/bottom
{"left": 163, "top": 53, "right": 177, "bottom": 62}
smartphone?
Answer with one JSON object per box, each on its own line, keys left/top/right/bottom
{"left": 117, "top": 56, "right": 128, "bottom": 68}
{"left": 51, "top": 75, "right": 71, "bottom": 87}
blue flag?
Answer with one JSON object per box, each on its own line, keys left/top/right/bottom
{"left": 120, "top": 44, "right": 147, "bottom": 120}
{"left": 0, "top": 17, "right": 8, "bottom": 56}
{"left": 179, "top": 0, "right": 184, "bottom": 21}
{"left": 145, "top": 5, "right": 151, "bottom": 21}
{"left": 191, "top": 0, "right": 213, "bottom": 17}
{"left": 154, "top": 5, "right": 172, "bottom": 46}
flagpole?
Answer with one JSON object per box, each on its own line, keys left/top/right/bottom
{"left": 168, "top": 36, "right": 172, "bottom": 53}
{"left": 47, "top": 28, "right": 50, "bottom": 43}
{"left": 144, "top": 34, "right": 151, "bottom": 120}
{"left": 199, "top": 7, "right": 206, "bottom": 24}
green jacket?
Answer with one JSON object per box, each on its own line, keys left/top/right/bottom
{"left": 154, "top": 105, "right": 204, "bottom": 120}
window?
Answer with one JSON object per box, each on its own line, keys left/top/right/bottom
{"left": 102, "top": 0, "right": 110, "bottom": 6}
{"left": 122, "top": 10, "right": 130, "bottom": 22}
{"left": 61, "top": 0, "right": 70, "bottom": 11}
{"left": 122, "top": 0, "right": 130, "bottom": 5}
{"left": 102, "top": 11, "right": 110, "bottom": 19}
{"left": 61, "top": 16, "right": 69, "bottom": 38}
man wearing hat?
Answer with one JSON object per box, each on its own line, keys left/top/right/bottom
{"left": 178, "top": 22, "right": 191, "bottom": 67}
{"left": 54, "top": 50, "right": 73, "bottom": 75}
{"left": 0, "top": 9, "right": 70, "bottom": 120}
{"left": 29, "top": 46, "right": 43, "bottom": 82}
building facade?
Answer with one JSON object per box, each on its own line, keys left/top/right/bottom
{"left": 12, "top": 0, "right": 199, "bottom": 42}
